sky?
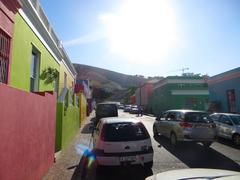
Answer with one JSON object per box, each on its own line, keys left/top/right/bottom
{"left": 39, "top": 0, "right": 240, "bottom": 77}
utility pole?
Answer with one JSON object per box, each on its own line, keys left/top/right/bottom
{"left": 180, "top": 67, "right": 189, "bottom": 75}
{"left": 166, "top": 67, "right": 189, "bottom": 75}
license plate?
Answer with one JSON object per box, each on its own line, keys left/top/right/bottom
{"left": 119, "top": 156, "right": 136, "bottom": 162}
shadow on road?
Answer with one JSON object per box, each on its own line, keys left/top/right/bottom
{"left": 217, "top": 137, "right": 240, "bottom": 150}
{"left": 71, "top": 150, "right": 153, "bottom": 180}
{"left": 96, "top": 166, "right": 153, "bottom": 180}
{"left": 71, "top": 150, "right": 96, "bottom": 180}
{"left": 81, "top": 122, "right": 94, "bottom": 134}
{"left": 154, "top": 135, "right": 240, "bottom": 171}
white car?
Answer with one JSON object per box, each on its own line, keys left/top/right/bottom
{"left": 146, "top": 168, "right": 240, "bottom": 180}
{"left": 92, "top": 117, "right": 153, "bottom": 168}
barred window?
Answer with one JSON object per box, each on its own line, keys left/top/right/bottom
{"left": 0, "top": 30, "right": 11, "bottom": 84}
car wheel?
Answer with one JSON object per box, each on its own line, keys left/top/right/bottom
{"left": 153, "top": 126, "right": 158, "bottom": 137}
{"left": 202, "top": 142, "right": 212, "bottom": 147}
{"left": 144, "top": 161, "right": 153, "bottom": 169}
{"left": 233, "top": 134, "right": 240, "bottom": 146}
{"left": 170, "top": 133, "right": 177, "bottom": 146}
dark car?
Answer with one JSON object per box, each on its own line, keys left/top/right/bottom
{"left": 95, "top": 103, "right": 118, "bottom": 126}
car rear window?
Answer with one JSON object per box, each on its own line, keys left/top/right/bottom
{"left": 104, "top": 122, "right": 150, "bottom": 142}
{"left": 185, "top": 112, "right": 213, "bottom": 123}
{"left": 97, "top": 104, "right": 117, "bottom": 117}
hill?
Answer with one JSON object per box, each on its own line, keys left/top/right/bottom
{"left": 73, "top": 64, "right": 149, "bottom": 102}
{"left": 74, "top": 64, "right": 147, "bottom": 90}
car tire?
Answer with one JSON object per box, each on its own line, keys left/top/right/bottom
{"left": 144, "top": 161, "right": 153, "bottom": 169}
{"left": 153, "top": 126, "right": 158, "bottom": 137}
{"left": 96, "top": 165, "right": 104, "bottom": 178}
{"left": 233, "top": 134, "right": 240, "bottom": 146}
{"left": 202, "top": 142, "right": 212, "bottom": 147}
{"left": 170, "top": 133, "right": 178, "bottom": 146}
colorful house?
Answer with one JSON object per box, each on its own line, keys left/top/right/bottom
{"left": 0, "top": 0, "right": 79, "bottom": 179}
{"left": 135, "top": 79, "right": 160, "bottom": 111}
{"left": 149, "top": 75, "right": 210, "bottom": 115}
{"left": 0, "top": 0, "right": 57, "bottom": 179}
{"left": 208, "top": 67, "right": 240, "bottom": 113}
{"left": 75, "top": 79, "right": 93, "bottom": 116}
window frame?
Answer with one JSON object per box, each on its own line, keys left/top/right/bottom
{"left": 30, "top": 46, "right": 40, "bottom": 92}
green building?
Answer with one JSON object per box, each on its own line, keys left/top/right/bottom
{"left": 149, "top": 75, "right": 210, "bottom": 115}
{"left": 10, "top": 0, "right": 80, "bottom": 152}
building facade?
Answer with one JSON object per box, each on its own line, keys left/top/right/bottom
{"left": 149, "top": 76, "right": 209, "bottom": 115}
{"left": 135, "top": 79, "right": 159, "bottom": 111}
{"left": 0, "top": 0, "right": 79, "bottom": 179}
{"left": 0, "top": 0, "right": 21, "bottom": 84}
{"left": 208, "top": 67, "right": 240, "bottom": 113}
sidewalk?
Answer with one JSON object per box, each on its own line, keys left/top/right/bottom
{"left": 43, "top": 112, "right": 95, "bottom": 180}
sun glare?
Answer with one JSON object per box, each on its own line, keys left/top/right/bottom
{"left": 100, "top": 0, "right": 177, "bottom": 64}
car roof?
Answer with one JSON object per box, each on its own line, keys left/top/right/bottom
{"left": 166, "top": 109, "right": 208, "bottom": 113}
{"left": 211, "top": 113, "right": 240, "bottom": 116}
{"left": 100, "top": 117, "right": 141, "bottom": 124}
{"left": 97, "top": 102, "right": 117, "bottom": 105}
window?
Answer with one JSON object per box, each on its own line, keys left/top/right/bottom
{"left": 53, "top": 71, "right": 59, "bottom": 94}
{"left": 219, "top": 115, "right": 233, "bottom": 126}
{"left": 185, "top": 112, "right": 213, "bottom": 123}
{"left": 167, "top": 112, "right": 177, "bottom": 121}
{"left": 226, "top": 89, "right": 236, "bottom": 113}
{"left": 104, "top": 122, "right": 149, "bottom": 142}
{"left": 30, "top": 48, "right": 40, "bottom": 92}
{"left": 64, "top": 72, "right": 67, "bottom": 88}
{"left": 0, "top": 30, "right": 11, "bottom": 84}
{"left": 210, "top": 114, "right": 221, "bottom": 121}
{"left": 230, "top": 115, "right": 240, "bottom": 125}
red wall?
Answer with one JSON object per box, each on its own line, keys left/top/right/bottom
{"left": 0, "top": 84, "right": 56, "bottom": 180}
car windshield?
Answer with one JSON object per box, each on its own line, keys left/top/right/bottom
{"left": 230, "top": 115, "right": 240, "bottom": 125}
{"left": 104, "top": 122, "right": 149, "bottom": 142}
{"left": 185, "top": 112, "right": 213, "bottom": 123}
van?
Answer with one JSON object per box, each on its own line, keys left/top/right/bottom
{"left": 94, "top": 103, "right": 118, "bottom": 126}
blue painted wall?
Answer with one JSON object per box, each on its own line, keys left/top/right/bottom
{"left": 209, "top": 77, "right": 240, "bottom": 113}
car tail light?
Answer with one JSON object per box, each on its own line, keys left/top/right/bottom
{"left": 180, "top": 122, "right": 193, "bottom": 128}
{"left": 100, "top": 125, "right": 106, "bottom": 141}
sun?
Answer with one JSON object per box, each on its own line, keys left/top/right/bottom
{"left": 100, "top": 0, "right": 177, "bottom": 64}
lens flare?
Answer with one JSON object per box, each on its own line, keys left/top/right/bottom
{"left": 75, "top": 143, "right": 97, "bottom": 169}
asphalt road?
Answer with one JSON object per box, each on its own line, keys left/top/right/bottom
{"left": 72, "top": 110, "right": 240, "bottom": 180}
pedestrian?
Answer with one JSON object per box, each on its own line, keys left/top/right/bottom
{"left": 137, "top": 105, "right": 140, "bottom": 117}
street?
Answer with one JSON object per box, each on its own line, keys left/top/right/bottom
{"left": 49, "top": 110, "right": 240, "bottom": 180}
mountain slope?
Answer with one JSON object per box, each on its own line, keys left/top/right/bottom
{"left": 73, "top": 64, "right": 149, "bottom": 102}
{"left": 74, "top": 64, "right": 146, "bottom": 91}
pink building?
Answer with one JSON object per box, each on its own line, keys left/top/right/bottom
{"left": 135, "top": 79, "right": 160, "bottom": 111}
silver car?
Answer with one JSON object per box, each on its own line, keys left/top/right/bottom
{"left": 210, "top": 113, "right": 240, "bottom": 146}
{"left": 153, "top": 110, "right": 217, "bottom": 147}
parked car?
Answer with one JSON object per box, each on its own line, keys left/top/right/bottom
{"left": 95, "top": 103, "right": 118, "bottom": 126}
{"left": 123, "top": 105, "right": 131, "bottom": 112}
{"left": 145, "top": 168, "right": 240, "bottom": 180}
{"left": 92, "top": 117, "right": 153, "bottom": 168}
{"left": 130, "top": 105, "right": 139, "bottom": 114}
{"left": 118, "top": 104, "right": 124, "bottom": 109}
{"left": 210, "top": 113, "right": 240, "bottom": 146}
{"left": 153, "top": 110, "right": 217, "bottom": 147}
